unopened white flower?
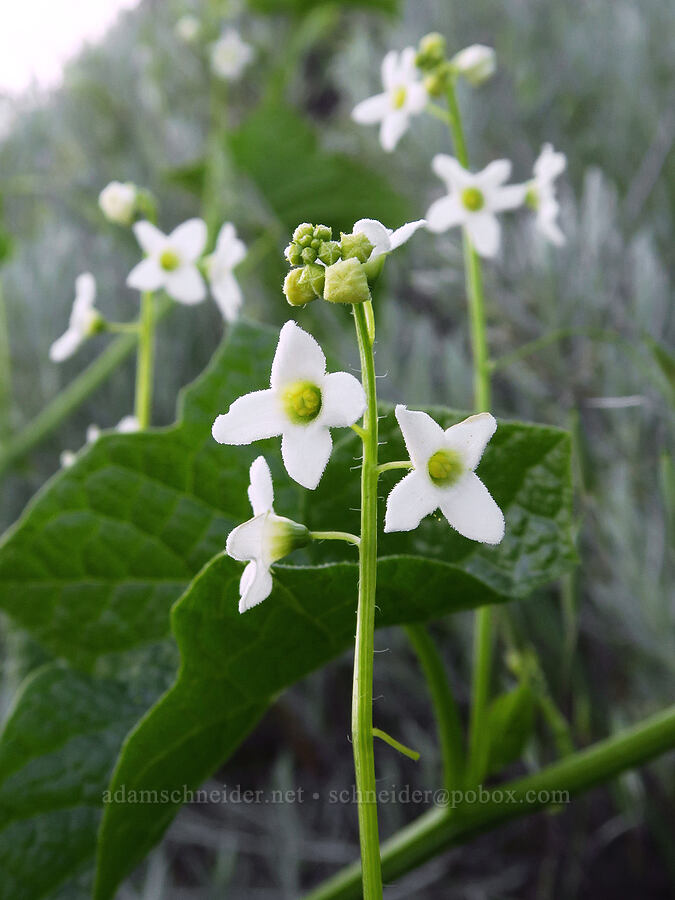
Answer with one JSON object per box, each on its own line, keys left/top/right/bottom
{"left": 175, "top": 14, "right": 200, "bottom": 42}
{"left": 213, "top": 321, "right": 366, "bottom": 490}
{"left": 384, "top": 406, "right": 504, "bottom": 544}
{"left": 210, "top": 29, "right": 254, "bottom": 81}
{"left": 426, "top": 155, "right": 526, "bottom": 257}
{"left": 352, "top": 48, "right": 427, "bottom": 153}
{"left": 99, "top": 181, "right": 137, "bottom": 225}
{"left": 528, "top": 143, "right": 567, "bottom": 246}
{"left": 226, "top": 456, "right": 309, "bottom": 613}
{"left": 127, "top": 219, "right": 207, "bottom": 304}
{"left": 50, "top": 274, "right": 101, "bottom": 362}
{"left": 450, "top": 44, "right": 496, "bottom": 86}
{"left": 206, "top": 222, "right": 246, "bottom": 321}
{"left": 351, "top": 218, "right": 427, "bottom": 261}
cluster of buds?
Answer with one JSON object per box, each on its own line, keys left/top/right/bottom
{"left": 415, "top": 32, "right": 496, "bottom": 97}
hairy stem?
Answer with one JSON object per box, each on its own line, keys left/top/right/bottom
{"left": 310, "top": 531, "right": 360, "bottom": 547}
{"left": 351, "top": 301, "right": 382, "bottom": 898}
{"left": 134, "top": 292, "right": 155, "bottom": 429}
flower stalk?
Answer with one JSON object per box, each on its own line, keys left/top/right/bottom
{"left": 134, "top": 291, "right": 156, "bottom": 429}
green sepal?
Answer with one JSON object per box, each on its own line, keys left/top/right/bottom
{"left": 323, "top": 257, "right": 371, "bottom": 304}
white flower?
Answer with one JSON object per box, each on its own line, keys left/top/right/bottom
{"left": 205, "top": 222, "right": 246, "bottom": 321}
{"left": 175, "top": 14, "right": 200, "bottom": 42}
{"left": 127, "top": 219, "right": 207, "bottom": 304}
{"left": 351, "top": 218, "right": 427, "bottom": 261}
{"left": 226, "top": 456, "right": 309, "bottom": 613}
{"left": 98, "top": 181, "right": 137, "bottom": 225}
{"left": 528, "top": 143, "right": 567, "bottom": 246}
{"left": 116, "top": 415, "right": 141, "bottom": 433}
{"left": 352, "top": 48, "right": 427, "bottom": 153}
{"left": 50, "top": 273, "right": 100, "bottom": 362}
{"left": 426, "top": 155, "right": 526, "bottom": 257}
{"left": 212, "top": 321, "right": 366, "bottom": 490}
{"left": 450, "top": 44, "right": 496, "bottom": 86}
{"left": 210, "top": 29, "right": 254, "bottom": 81}
{"left": 60, "top": 450, "right": 77, "bottom": 469}
{"left": 384, "top": 406, "right": 504, "bottom": 544}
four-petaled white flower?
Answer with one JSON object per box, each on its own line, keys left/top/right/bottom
{"left": 352, "top": 48, "right": 427, "bottom": 153}
{"left": 226, "top": 456, "right": 309, "bottom": 613}
{"left": 98, "top": 181, "right": 137, "bottom": 225}
{"left": 426, "top": 155, "right": 526, "bottom": 257}
{"left": 528, "top": 143, "right": 567, "bottom": 246}
{"left": 352, "top": 217, "right": 427, "bottom": 261}
{"left": 127, "top": 219, "right": 207, "bottom": 304}
{"left": 210, "top": 29, "right": 254, "bottom": 81}
{"left": 206, "top": 222, "right": 247, "bottom": 321}
{"left": 50, "top": 273, "right": 100, "bottom": 362}
{"left": 384, "top": 405, "right": 505, "bottom": 544}
{"left": 212, "top": 321, "right": 366, "bottom": 490}
{"left": 450, "top": 44, "right": 496, "bottom": 86}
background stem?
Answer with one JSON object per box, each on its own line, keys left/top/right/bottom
{"left": 134, "top": 291, "right": 155, "bottom": 428}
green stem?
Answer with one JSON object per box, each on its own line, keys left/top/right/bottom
{"left": 372, "top": 728, "right": 420, "bottom": 762}
{"left": 309, "top": 530, "right": 360, "bottom": 547}
{"left": 0, "top": 276, "right": 11, "bottom": 440}
{"left": 134, "top": 292, "right": 155, "bottom": 429}
{"left": 405, "top": 624, "right": 465, "bottom": 792}
{"left": 351, "top": 301, "right": 383, "bottom": 899}
{"left": 303, "top": 704, "right": 675, "bottom": 900}
{"left": 376, "top": 460, "right": 412, "bottom": 474}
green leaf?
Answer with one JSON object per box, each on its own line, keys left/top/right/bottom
{"left": 484, "top": 682, "right": 537, "bottom": 780}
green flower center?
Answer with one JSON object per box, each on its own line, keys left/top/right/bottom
{"left": 392, "top": 86, "right": 407, "bottom": 109}
{"left": 159, "top": 249, "right": 181, "bottom": 271}
{"left": 282, "top": 381, "right": 322, "bottom": 424}
{"left": 427, "top": 448, "right": 464, "bottom": 487}
{"left": 525, "top": 185, "right": 539, "bottom": 210}
{"left": 461, "top": 187, "right": 485, "bottom": 212}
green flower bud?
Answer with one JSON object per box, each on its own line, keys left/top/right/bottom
{"left": 265, "top": 515, "right": 311, "bottom": 562}
{"left": 416, "top": 32, "right": 446, "bottom": 70}
{"left": 314, "top": 223, "right": 332, "bottom": 242}
{"left": 298, "top": 234, "right": 313, "bottom": 248}
{"left": 89, "top": 312, "right": 108, "bottom": 336}
{"left": 283, "top": 267, "right": 317, "bottom": 307}
{"left": 284, "top": 243, "right": 303, "bottom": 266}
{"left": 317, "top": 240, "right": 341, "bottom": 266}
{"left": 424, "top": 62, "right": 452, "bottom": 97}
{"left": 323, "top": 257, "right": 371, "bottom": 305}
{"left": 340, "top": 231, "right": 374, "bottom": 264}
{"left": 362, "top": 253, "right": 386, "bottom": 287}
{"left": 293, "top": 222, "right": 314, "bottom": 242}
{"left": 298, "top": 263, "right": 325, "bottom": 298}
{"left": 301, "top": 246, "right": 318, "bottom": 264}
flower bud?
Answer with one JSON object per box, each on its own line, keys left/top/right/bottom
{"left": 416, "top": 32, "right": 446, "bottom": 70}
{"left": 362, "top": 253, "right": 386, "bottom": 287}
{"left": 283, "top": 265, "right": 323, "bottom": 306}
{"left": 340, "top": 231, "right": 374, "bottom": 264}
{"left": 450, "top": 44, "right": 496, "bottom": 87}
{"left": 264, "top": 514, "right": 310, "bottom": 563}
{"left": 424, "top": 62, "right": 451, "bottom": 97}
{"left": 284, "top": 242, "right": 303, "bottom": 266}
{"left": 299, "top": 263, "right": 325, "bottom": 297}
{"left": 313, "top": 224, "right": 332, "bottom": 242}
{"left": 301, "top": 246, "right": 317, "bottom": 264}
{"left": 292, "top": 222, "right": 314, "bottom": 242}
{"left": 98, "top": 181, "right": 137, "bottom": 225}
{"left": 323, "top": 257, "right": 371, "bottom": 305}
{"left": 317, "top": 240, "right": 341, "bottom": 266}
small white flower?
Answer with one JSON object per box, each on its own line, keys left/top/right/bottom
{"left": 528, "top": 143, "right": 567, "bottom": 246}
{"left": 98, "top": 181, "right": 137, "bottom": 225}
{"left": 205, "top": 222, "right": 246, "bottom": 321}
{"left": 127, "top": 219, "right": 207, "bottom": 304}
{"left": 60, "top": 450, "right": 77, "bottom": 469}
{"left": 351, "top": 218, "right": 427, "bottom": 261}
{"left": 210, "top": 29, "right": 254, "bottom": 81}
{"left": 352, "top": 48, "right": 427, "bottom": 153}
{"left": 384, "top": 406, "right": 504, "bottom": 544}
{"left": 116, "top": 415, "right": 141, "bottom": 433}
{"left": 450, "top": 44, "right": 496, "bottom": 86}
{"left": 175, "top": 14, "right": 200, "bottom": 42}
{"left": 213, "top": 321, "right": 366, "bottom": 490}
{"left": 226, "top": 456, "right": 309, "bottom": 613}
{"left": 426, "top": 155, "right": 526, "bottom": 257}
{"left": 60, "top": 415, "right": 138, "bottom": 469}
{"left": 50, "top": 273, "right": 100, "bottom": 363}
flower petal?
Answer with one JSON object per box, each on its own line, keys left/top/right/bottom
{"left": 169, "top": 218, "right": 207, "bottom": 262}
{"left": 239, "top": 561, "right": 273, "bottom": 613}
{"left": 439, "top": 472, "right": 505, "bottom": 544}
{"left": 379, "top": 112, "right": 408, "bottom": 152}
{"left": 215, "top": 222, "right": 246, "bottom": 267}
{"left": 270, "top": 321, "right": 326, "bottom": 390}
{"left": 389, "top": 219, "right": 427, "bottom": 250}
{"left": 444, "top": 412, "right": 497, "bottom": 470}
{"left": 466, "top": 213, "right": 500, "bottom": 258}
{"left": 133, "top": 220, "right": 166, "bottom": 255}
{"left": 425, "top": 195, "right": 464, "bottom": 233}
{"left": 381, "top": 50, "right": 399, "bottom": 89}
{"left": 319, "top": 371, "right": 366, "bottom": 428}
{"left": 489, "top": 184, "right": 527, "bottom": 213}
{"left": 226, "top": 514, "right": 265, "bottom": 562}
{"left": 127, "top": 257, "right": 165, "bottom": 292}
{"left": 49, "top": 328, "right": 82, "bottom": 363}
{"left": 431, "top": 154, "right": 471, "bottom": 190}
{"left": 405, "top": 81, "right": 428, "bottom": 115}
{"left": 211, "top": 271, "right": 242, "bottom": 321}
{"left": 75, "top": 273, "right": 96, "bottom": 305}
{"left": 117, "top": 415, "right": 140, "bottom": 433}
{"left": 399, "top": 47, "right": 418, "bottom": 77}
{"left": 164, "top": 265, "right": 207, "bottom": 304}
{"left": 212, "top": 389, "right": 285, "bottom": 445}
{"left": 384, "top": 470, "right": 439, "bottom": 533}
{"left": 475, "top": 159, "right": 512, "bottom": 188}
{"left": 352, "top": 218, "right": 392, "bottom": 258}
{"left": 248, "top": 456, "right": 274, "bottom": 516}
{"left": 394, "top": 405, "right": 445, "bottom": 469}
{"left": 352, "top": 93, "right": 389, "bottom": 124}
{"left": 281, "top": 425, "right": 332, "bottom": 490}
{"left": 534, "top": 144, "right": 566, "bottom": 182}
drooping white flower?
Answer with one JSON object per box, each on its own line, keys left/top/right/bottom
{"left": 175, "top": 14, "right": 200, "bottom": 42}
{"left": 226, "top": 456, "right": 309, "bottom": 613}
{"left": 212, "top": 321, "right": 366, "bottom": 490}
{"left": 352, "top": 48, "right": 427, "bottom": 153}
{"left": 384, "top": 405, "right": 504, "bottom": 544}
{"left": 210, "top": 29, "right": 254, "bottom": 81}
{"left": 426, "top": 155, "right": 526, "bottom": 257}
{"left": 127, "top": 219, "right": 207, "bottom": 304}
{"left": 50, "top": 273, "right": 101, "bottom": 362}
{"left": 450, "top": 44, "right": 496, "bottom": 86}
{"left": 351, "top": 218, "right": 427, "bottom": 261}
{"left": 205, "top": 222, "right": 246, "bottom": 321}
{"left": 528, "top": 143, "right": 567, "bottom": 246}
{"left": 99, "top": 181, "right": 137, "bottom": 225}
